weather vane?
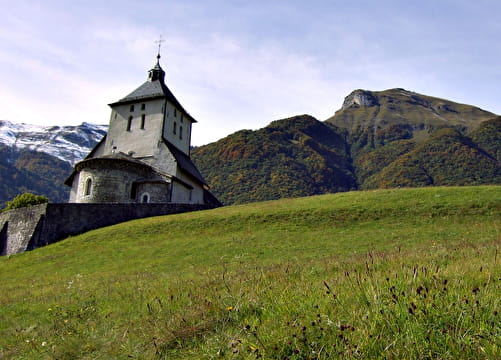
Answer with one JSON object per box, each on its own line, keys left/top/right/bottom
{"left": 154, "top": 35, "right": 165, "bottom": 58}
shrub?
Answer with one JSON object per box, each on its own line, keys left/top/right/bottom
{"left": 3, "top": 193, "right": 48, "bottom": 211}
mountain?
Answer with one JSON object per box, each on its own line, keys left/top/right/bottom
{"left": 1, "top": 89, "right": 499, "bottom": 206}
{"left": 0, "top": 121, "right": 107, "bottom": 165}
{"left": 192, "top": 89, "right": 499, "bottom": 204}
{"left": 191, "top": 115, "right": 356, "bottom": 204}
{"left": 325, "top": 89, "right": 499, "bottom": 189}
{"left": 326, "top": 88, "right": 496, "bottom": 156}
{"left": 0, "top": 121, "right": 106, "bottom": 206}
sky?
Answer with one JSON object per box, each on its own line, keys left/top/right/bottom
{"left": 0, "top": 0, "right": 500, "bottom": 146}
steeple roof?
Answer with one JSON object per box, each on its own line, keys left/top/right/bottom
{"left": 108, "top": 56, "right": 196, "bottom": 123}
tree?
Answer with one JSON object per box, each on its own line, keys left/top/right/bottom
{"left": 3, "top": 193, "right": 49, "bottom": 212}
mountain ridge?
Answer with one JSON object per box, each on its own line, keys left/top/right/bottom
{"left": 1, "top": 88, "right": 499, "bottom": 206}
{"left": 0, "top": 120, "right": 107, "bottom": 165}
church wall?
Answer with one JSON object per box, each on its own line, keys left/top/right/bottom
{"left": 170, "top": 182, "right": 191, "bottom": 203}
{"left": 170, "top": 174, "right": 204, "bottom": 204}
{"left": 90, "top": 140, "right": 106, "bottom": 158}
{"left": 105, "top": 99, "right": 165, "bottom": 158}
{"left": 162, "top": 101, "right": 192, "bottom": 155}
{"left": 141, "top": 142, "right": 178, "bottom": 176}
{"left": 76, "top": 162, "right": 155, "bottom": 203}
{"left": 176, "top": 168, "right": 205, "bottom": 204}
{"left": 68, "top": 173, "right": 80, "bottom": 202}
{"left": 136, "top": 182, "right": 171, "bottom": 203}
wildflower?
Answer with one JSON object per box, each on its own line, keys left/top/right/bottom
{"left": 48, "top": 308, "right": 52, "bottom": 311}
{"left": 226, "top": 306, "right": 233, "bottom": 311}
{"left": 41, "top": 341, "right": 47, "bottom": 347}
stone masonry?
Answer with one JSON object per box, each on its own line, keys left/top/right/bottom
{"left": 0, "top": 203, "right": 216, "bottom": 256}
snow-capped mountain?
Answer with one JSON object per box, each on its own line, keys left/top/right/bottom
{"left": 0, "top": 120, "right": 107, "bottom": 165}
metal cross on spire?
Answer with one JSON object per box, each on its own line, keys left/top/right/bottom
{"left": 154, "top": 35, "right": 165, "bottom": 60}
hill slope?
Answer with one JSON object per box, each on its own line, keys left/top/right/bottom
{"left": 193, "top": 93, "right": 499, "bottom": 204}
{"left": 192, "top": 115, "right": 356, "bottom": 204}
{"left": 1, "top": 187, "right": 499, "bottom": 359}
{"left": 0, "top": 145, "right": 73, "bottom": 205}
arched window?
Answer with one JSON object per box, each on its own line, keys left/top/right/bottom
{"left": 84, "top": 178, "right": 92, "bottom": 196}
{"left": 179, "top": 126, "right": 183, "bottom": 139}
{"left": 173, "top": 122, "right": 177, "bottom": 134}
{"left": 141, "top": 193, "right": 150, "bottom": 203}
{"left": 127, "top": 116, "right": 133, "bottom": 131}
{"left": 140, "top": 114, "right": 145, "bottom": 129}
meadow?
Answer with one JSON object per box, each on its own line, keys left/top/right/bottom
{"left": 0, "top": 186, "right": 499, "bottom": 359}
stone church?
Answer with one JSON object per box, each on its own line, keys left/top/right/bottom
{"left": 65, "top": 54, "right": 219, "bottom": 206}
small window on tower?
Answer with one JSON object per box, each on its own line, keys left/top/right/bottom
{"left": 140, "top": 114, "right": 145, "bottom": 129}
{"left": 84, "top": 178, "right": 92, "bottom": 196}
{"left": 141, "top": 103, "right": 145, "bottom": 110}
{"left": 179, "top": 126, "right": 183, "bottom": 139}
{"left": 174, "top": 108, "right": 177, "bottom": 117}
{"left": 130, "top": 105, "right": 134, "bottom": 112}
{"left": 173, "top": 122, "right": 177, "bottom": 134}
{"left": 127, "top": 116, "right": 133, "bottom": 131}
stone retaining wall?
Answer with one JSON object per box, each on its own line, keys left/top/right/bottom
{"left": 0, "top": 203, "right": 216, "bottom": 256}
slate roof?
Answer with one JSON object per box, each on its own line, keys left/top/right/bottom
{"left": 163, "top": 139, "right": 208, "bottom": 187}
{"left": 108, "top": 61, "right": 196, "bottom": 123}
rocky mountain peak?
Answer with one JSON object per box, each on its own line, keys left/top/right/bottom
{"left": 341, "top": 89, "right": 379, "bottom": 110}
{"left": 0, "top": 121, "right": 107, "bottom": 165}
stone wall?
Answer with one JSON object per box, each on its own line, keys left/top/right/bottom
{"left": 0, "top": 203, "right": 216, "bottom": 256}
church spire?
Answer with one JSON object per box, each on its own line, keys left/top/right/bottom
{"left": 148, "top": 36, "right": 166, "bottom": 82}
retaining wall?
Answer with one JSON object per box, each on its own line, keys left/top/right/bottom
{"left": 0, "top": 203, "right": 216, "bottom": 256}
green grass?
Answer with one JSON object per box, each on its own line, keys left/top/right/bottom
{"left": 0, "top": 186, "right": 499, "bottom": 359}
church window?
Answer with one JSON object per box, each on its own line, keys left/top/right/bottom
{"left": 127, "top": 116, "right": 133, "bottom": 131}
{"left": 141, "top": 103, "right": 145, "bottom": 110}
{"left": 179, "top": 126, "right": 183, "bottom": 139}
{"left": 130, "top": 183, "right": 137, "bottom": 199}
{"left": 141, "top": 193, "right": 150, "bottom": 203}
{"left": 173, "top": 122, "right": 177, "bottom": 134}
{"left": 84, "top": 178, "right": 92, "bottom": 196}
{"left": 140, "top": 114, "right": 145, "bottom": 129}
{"left": 130, "top": 105, "right": 134, "bottom": 112}
{"left": 174, "top": 108, "right": 177, "bottom": 117}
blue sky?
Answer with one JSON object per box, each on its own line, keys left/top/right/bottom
{"left": 1, "top": 0, "right": 499, "bottom": 145}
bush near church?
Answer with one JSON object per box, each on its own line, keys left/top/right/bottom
{"left": 2, "top": 193, "right": 48, "bottom": 212}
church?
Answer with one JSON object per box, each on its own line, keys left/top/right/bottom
{"left": 65, "top": 53, "right": 220, "bottom": 206}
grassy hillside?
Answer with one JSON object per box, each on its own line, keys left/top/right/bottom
{"left": 1, "top": 187, "right": 500, "bottom": 359}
